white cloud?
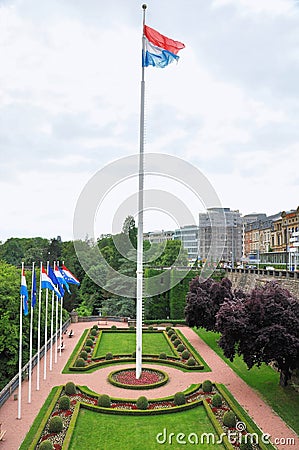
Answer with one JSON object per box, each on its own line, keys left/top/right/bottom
{"left": 211, "top": 0, "right": 295, "bottom": 16}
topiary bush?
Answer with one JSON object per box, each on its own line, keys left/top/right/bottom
{"left": 90, "top": 328, "right": 97, "bottom": 336}
{"left": 240, "top": 437, "right": 253, "bottom": 450}
{"left": 202, "top": 380, "right": 213, "bottom": 393}
{"left": 105, "top": 352, "right": 113, "bottom": 360}
{"left": 181, "top": 350, "right": 190, "bottom": 359}
{"left": 159, "top": 352, "right": 167, "bottom": 359}
{"left": 39, "top": 440, "right": 53, "bottom": 450}
{"left": 131, "top": 351, "right": 136, "bottom": 358}
{"left": 187, "top": 357, "right": 196, "bottom": 366}
{"left": 89, "top": 335, "right": 95, "bottom": 341}
{"left": 212, "top": 394, "right": 222, "bottom": 408}
{"left": 173, "top": 339, "right": 181, "bottom": 347}
{"left": 223, "top": 410, "right": 236, "bottom": 428}
{"left": 86, "top": 338, "right": 93, "bottom": 347}
{"left": 177, "top": 344, "right": 185, "bottom": 352}
{"left": 48, "top": 416, "right": 63, "bottom": 433}
{"left": 166, "top": 326, "right": 171, "bottom": 332}
{"left": 80, "top": 351, "right": 88, "bottom": 361}
{"left": 75, "top": 358, "right": 85, "bottom": 368}
{"left": 97, "top": 394, "right": 111, "bottom": 408}
{"left": 129, "top": 326, "right": 135, "bottom": 330}
{"left": 85, "top": 346, "right": 92, "bottom": 353}
{"left": 170, "top": 334, "right": 177, "bottom": 342}
{"left": 59, "top": 395, "right": 71, "bottom": 410}
{"left": 174, "top": 392, "right": 186, "bottom": 406}
{"left": 111, "top": 325, "right": 117, "bottom": 330}
{"left": 167, "top": 328, "right": 175, "bottom": 336}
{"left": 65, "top": 381, "right": 76, "bottom": 395}
{"left": 136, "top": 396, "right": 148, "bottom": 410}
{"left": 92, "top": 324, "right": 99, "bottom": 330}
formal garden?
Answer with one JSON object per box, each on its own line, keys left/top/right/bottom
{"left": 20, "top": 326, "right": 278, "bottom": 450}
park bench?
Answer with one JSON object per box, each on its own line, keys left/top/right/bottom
{"left": 0, "top": 429, "right": 6, "bottom": 442}
{"left": 68, "top": 331, "right": 74, "bottom": 338}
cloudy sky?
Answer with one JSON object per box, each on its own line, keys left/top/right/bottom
{"left": 1, "top": 0, "right": 299, "bottom": 242}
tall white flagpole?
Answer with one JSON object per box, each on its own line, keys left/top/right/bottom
{"left": 18, "top": 262, "right": 24, "bottom": 419}
{"left": 55, "top": 291, "right": 59, "bottom": 363}
{"left": 49, "top": 289, "right": 54, "bottom": 371}
{"left": 36, "top": 262, "right": 42, "bottom": 390}
{"left": 43, "top": 261, "right": 49, "bottom": 380}
{"left": 136, "top": 3, "right": 147, "bottom": 379}
{"left": 28, "top": 262, "right": 35, "bottom": 403}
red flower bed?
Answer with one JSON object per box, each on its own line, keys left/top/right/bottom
{"left": 112, "top": 368, "right": 164, "bottom": 386}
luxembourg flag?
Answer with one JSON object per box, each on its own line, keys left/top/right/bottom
{"left": 60, "top": 264, "right": 80, "bottom": 286}
{"left": 142, "top": 25, "right": 185, "bottom": 68}
{"left": 20, "top": 267, "right": 29, "bottom": 316}
{"left": 41, "top": 265, "right": 62, "bottom": 298}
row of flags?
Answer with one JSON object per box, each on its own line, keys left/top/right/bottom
{"left": 20, "top": 264, "right": 80, "bottom": 315}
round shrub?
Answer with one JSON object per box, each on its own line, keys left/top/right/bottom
{"left": 187, "top": 357, "right": 196, "bottom": 366}
{"left": 97, "top": 394, "right": 111, "bottom": 408}
{"left": 129, "top": 326, "right": 135, "bottom": 330}
{"left": 85, "top": 346, "right": 92, "bottom": 353}
{"left": 240, "top": 437, "right": 253, "bottom": 450}
{"left": 75, "top": 358, "right": 85, "bottom": 368}
{"left": 65, "top": 381, "right": 76, "bottom": 395}
{"left": 136, "top": 396, "right": 148, "bottom": 410}
{"left": 181, "top": 350, "right": 190, "bottom": 359}
{"left": 111, "top": 325, "right": 117, "bottom": 330}
{"left": 177, "top": 344, "right": 185, "bottom": 353}
{"left": 159, "top": 352, "right": 167, "bottom": 359}
{"left": 170, "top": 334, "right": 177, "bottom": 342}
{"left": 173, "top": 339, "right": 181, "bottom": 347}
{"left": 90, "top": 328, "right": 97, "bottom": 336}
{"left": 212, "top": 394, "right": 222, "bottom": 408}
{"left": 174, "top": 392, "right": 186, "bottom": 406}
{"left": 39, "top": 440, "right": 53, "bottom": 450}
{"left": 80, "top": 351, "right": 88, "bottom": 360}
{"left": 59, "top": 395, "right": 70, "bottom": 410}
{"left": 223, "top": 410, "right": 236, "bottom": 428}
{"left": 131, "top": 351, "right": 136, "bottom": 358}
{"left": 105, "top": 352, "right": 113, "bottom": 360}
{"left": 166, "top": 326, "right": 171, "bottom": 332}
{"left": 48, "top": 415, "right": 63, "bottom": 433}
{"left": 92, "top": 324, "right": 99, "bottom": 330}
{"left": 90, "top": 335, "right": 95, "bottom": 341}
{"left": 148, "top": 325, "right": 154, "bottom": 331}
{"left": 168, "top": 329, "right": 175, "bottom": 337}
{"left": 86, "top": 338, "right": 93, "bottom": 347}
{"left": 202, "top": 380, "right": 213, "bottom": 393}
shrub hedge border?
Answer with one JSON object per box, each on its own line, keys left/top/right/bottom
{"left": 107, "top": 367, "right": 169, "bottom": 390}
{"left": 65, "top": 328, "right": 206, "bottom": 373}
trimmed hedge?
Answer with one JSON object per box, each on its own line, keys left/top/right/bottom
{"left": 59, "top": 395, "right": 70, "bottom": 410}
{"left": 38, "top": 440, "right": 53, "bottom": 450}
{"left": 48, "top": 415, "right": 63, "bottom": 433}
{"left": 97, "top": 394, "right": 111, "bottom": 408}
{"left": 174, "top": 392, "right": 186, "bottom": 406}
{"left": 136, "top": 396, "right": 148, "bottom": 410}
{"left": 65, "top": 381, "right": 76, "bottom": 395}
{"left": 202, "top": 380, "right": 213, "bottom": 393}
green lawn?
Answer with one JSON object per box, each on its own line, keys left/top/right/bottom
{"left": 69, "top": 407, "right": 226, "bottom": 450}
{"left": 195, "top": 328, "right": 299, "bottom": 435}
{"left": 95, "top": 332, "right": 176, "bottom": 357}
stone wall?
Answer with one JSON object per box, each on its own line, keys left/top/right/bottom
{"left": 225, "top": 269, "right": 299, "bottom": 299}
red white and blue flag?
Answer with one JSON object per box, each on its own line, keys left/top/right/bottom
{"left": 60, "top": 264, "right": 80, "bottom": 286}
{"left": 54, "top": 265, "right": 70, "bottom": 294}
{"left": 20, "top": 267, "right": 29, "bottom": 316}
{"left": 41, "top": 265, "right": 62, "bottom": 298}
{"left": 142, "top": 25, "right": 185, "bottom": 68}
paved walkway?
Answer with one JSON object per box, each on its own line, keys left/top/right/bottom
{"left": 0, "top": 322, "right": 297, "bottom": 449}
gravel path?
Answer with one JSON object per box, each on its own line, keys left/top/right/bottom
{"left": 0, "top": 322, "right": 297, "bottom": 449}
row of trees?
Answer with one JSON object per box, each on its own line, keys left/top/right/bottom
{"left": 185, "top": 277, "right": 299, "bottom": 386}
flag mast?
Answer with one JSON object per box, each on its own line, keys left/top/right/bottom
{"left": 136, "top": 3, "right": 147, "bottom": 379}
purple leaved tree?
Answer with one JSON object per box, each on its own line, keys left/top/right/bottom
{"left": 216, "top": 281, "right": 299, "bottom": 386}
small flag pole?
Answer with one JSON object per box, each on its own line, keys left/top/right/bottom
{"left": 43, "top": 261, "right": 49, "bottom": 380}
{"left": 36, "top": 262, "right": 42, "bottom": 390}
{"left": 17, "top": 263, "right": 24, "bottom": 419}
{"left": 136, "top": 3, "right": 147, "bottom": 380}
{"left": 28, "top": 262, "right": 35, "bottom": 403}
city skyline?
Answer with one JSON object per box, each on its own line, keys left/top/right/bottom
{"left": 1, "top": 0, "right": 299, "bottom": 242}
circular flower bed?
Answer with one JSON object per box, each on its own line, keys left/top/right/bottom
{"left": 108, "top": 368, "right": 169, "bottom": 389}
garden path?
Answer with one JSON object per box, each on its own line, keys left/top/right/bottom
{"left": 0, "top": 321, "right": 297, "bottom": 449}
